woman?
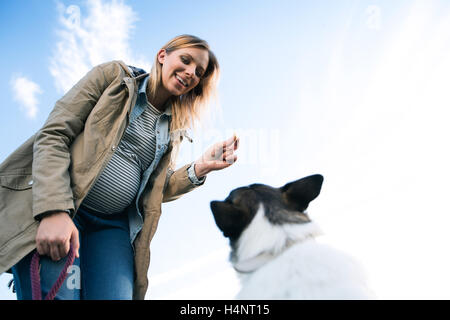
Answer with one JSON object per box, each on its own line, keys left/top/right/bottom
{"left": 0, "top": 34, "right": 239, "bottom": 300}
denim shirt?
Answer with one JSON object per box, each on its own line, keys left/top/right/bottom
{"left": 125, "top": 75, "right": 204, "bottom": 249}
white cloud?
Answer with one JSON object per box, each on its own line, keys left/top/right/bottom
{"left": 50, "top": 0, "right": 151, "bottom": 94}
{"left": 10, "top": 76, "right": 42, "bottom": 119}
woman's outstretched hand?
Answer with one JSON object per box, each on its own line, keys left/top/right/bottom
{"left": 194, "top": 134, "right": 240, "bottom": 178}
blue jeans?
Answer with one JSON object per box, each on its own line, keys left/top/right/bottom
{"left": 11, "top": 206, "right": 134, "bottom": 300}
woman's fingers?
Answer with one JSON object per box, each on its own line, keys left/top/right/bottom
{"left": 225, "top": 154, "right": 238, "bottom": 164}
{"left": 60, "top": 238, "right": 71, "bottom": 260}
{"left": 208, "top": 154, "right": 237, "bottom": 167}
{"left": 50, "top": 228, "right": 78, "bottom": 261}
{"left": 36, "top": 240, "right": 49, "bottom": 257}
{"left": 199, "top": 135, "right": 239, "bottom": 173}
{"left": 217, "top": 135, "right": 238, "bottom": 153}
{"left": 216, "top": 138, "right": 239, "bottom": 157}
{"left": 50, "top": 243, "right": 61, "bottom": 261}
{"left": 71, "top": 227, "right": 80, "bottom": 258}
{"left": 223, "top": 134, "right": 239, "bottom": 148}
{"left": 215, "top": 154, "right": 237, "bottom": 167}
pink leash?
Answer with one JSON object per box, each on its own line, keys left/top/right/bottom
{"left": 30, "top": 246, "right": 75, "bottom": 300}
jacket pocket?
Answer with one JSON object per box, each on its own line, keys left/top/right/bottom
{"left": 0, "top": 173, "right": 36, "bottom": 255}
{"left": 0, "top": 174, "right": 33, "bottom": 191}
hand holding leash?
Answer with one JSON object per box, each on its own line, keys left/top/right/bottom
{"left": 35, "top": 211, "right": 80, "bottom": 261}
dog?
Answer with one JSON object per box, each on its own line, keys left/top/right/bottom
{"left": 210, "top": 174, "right": 374, "bottom": 299}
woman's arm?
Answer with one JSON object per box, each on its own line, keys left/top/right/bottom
{"left": 32, "top": 62, "right": 119, "bottom": 219}
{"left": 162, "top": 163, "right": 199, "bottom": 203}
{"left": 32, "top": 61, "right": 123, "bottom": 260}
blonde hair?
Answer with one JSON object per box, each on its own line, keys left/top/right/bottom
{"left": 148, "top": 34, "right": 220, "bottom": 133}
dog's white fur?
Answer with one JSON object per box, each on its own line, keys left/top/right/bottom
{"left": 232, "top": 204, "right": 374, "bottom": 299}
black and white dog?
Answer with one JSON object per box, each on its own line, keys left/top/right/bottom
{"left": 210, "top": 175, "right": 374, "bottom": 299}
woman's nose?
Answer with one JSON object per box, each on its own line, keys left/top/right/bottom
{"left": 185, "top": 66, "right": 195, "bottom": 78}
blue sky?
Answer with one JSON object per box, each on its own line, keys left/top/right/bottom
{"left": 1, "top": 0, "right": 450, "bottom": 299}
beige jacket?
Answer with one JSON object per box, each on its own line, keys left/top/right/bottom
{"left": 0, "top": 60, "right": 201, "bottom": 299}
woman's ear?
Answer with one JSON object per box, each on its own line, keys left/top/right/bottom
{"left": 157, "top": 49, "right": 167, "bottom": 65}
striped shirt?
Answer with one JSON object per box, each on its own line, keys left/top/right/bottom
{"left": 81, "top": 102, "right": 162, "bottom": 214}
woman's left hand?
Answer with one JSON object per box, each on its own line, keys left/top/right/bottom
{"left": 194, "top": 134, "right": 240, "bottom": 178}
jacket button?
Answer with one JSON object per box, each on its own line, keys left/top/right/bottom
{"left": 112, "top": 145, "right": 116, "bottom": 151}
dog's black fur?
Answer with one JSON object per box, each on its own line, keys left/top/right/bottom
{"left": 210, "top": 174, "right": 324, "bottom": 244}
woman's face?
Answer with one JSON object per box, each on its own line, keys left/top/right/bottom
{"left": 158, "top": 47, "right": 209, "bottom": 96}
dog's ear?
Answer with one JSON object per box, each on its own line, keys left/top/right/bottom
{"left": 210, "top": 201, "right": 250, "bottom": 240}
{"left": 280, "top": 174, "right": 324, "bottom": 212}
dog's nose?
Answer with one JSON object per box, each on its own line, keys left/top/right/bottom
{"left": 311, "top": 174, "right": 324, "bottom": 185}
{"left": 210, "top": 200, "right": 219, "bottom": 211}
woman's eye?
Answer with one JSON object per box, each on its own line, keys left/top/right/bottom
{"left": 181, "top": 56, "right": 189, "bottom": 64}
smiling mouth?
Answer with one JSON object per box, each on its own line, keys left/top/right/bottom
{"left": 175, "top": 74, "right": 188, "bottom": 87}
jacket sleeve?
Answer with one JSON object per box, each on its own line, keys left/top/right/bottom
{"left": 162, "top": 163, "right": 205, "bottom": 203}
{"left": 32, "top": 62, "right": 119, "bottom": 219}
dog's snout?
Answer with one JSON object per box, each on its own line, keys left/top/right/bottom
{"left": 210, "top": 200, "right": 220, "bottom": 212}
